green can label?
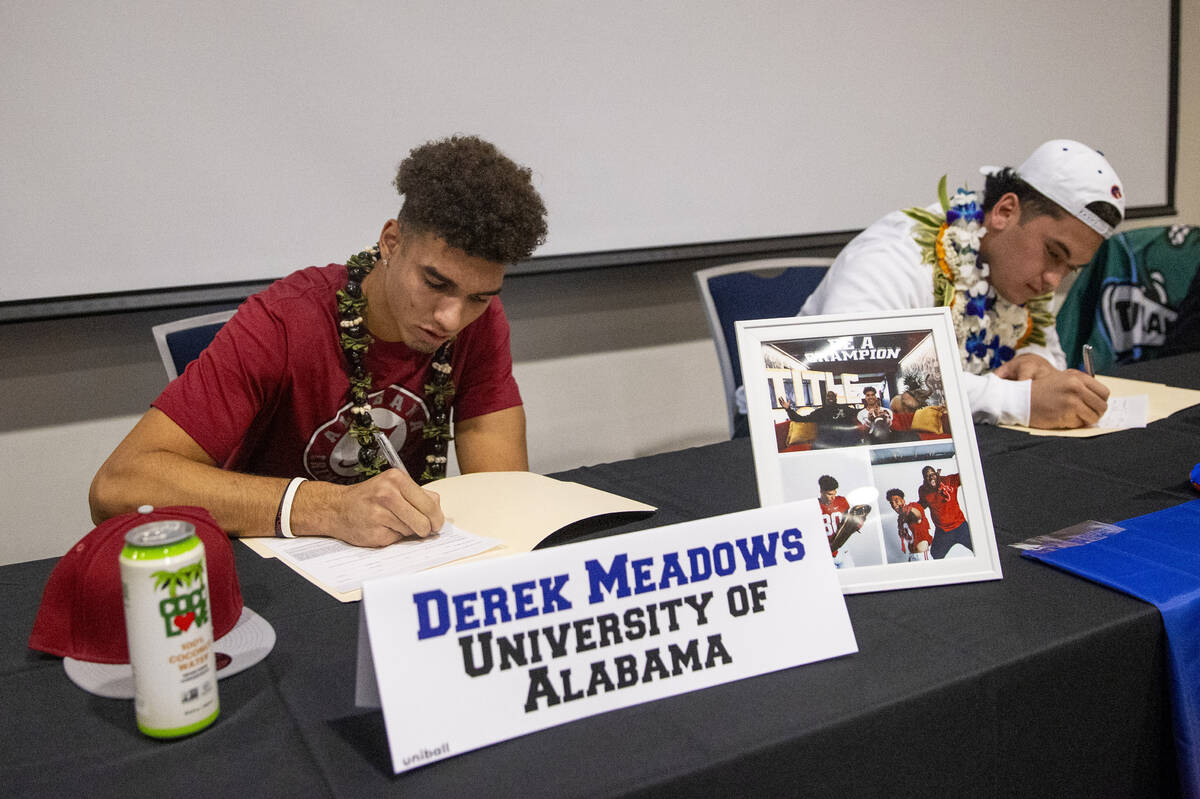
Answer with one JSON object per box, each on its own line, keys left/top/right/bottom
{"left": 120, "top": 520, "right": 219, "bottom": 738}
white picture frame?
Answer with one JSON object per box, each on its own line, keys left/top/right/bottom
{"left": 736, "top": 307, "right": 1002, "bottom": 593}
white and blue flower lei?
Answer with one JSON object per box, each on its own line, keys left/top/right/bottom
{"left": 904, "top": 177, "right": 1050, "bottom": 374}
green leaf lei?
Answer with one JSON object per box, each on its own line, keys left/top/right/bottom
{"left": 337, "top": 244, "right": 455, "bottom": 484}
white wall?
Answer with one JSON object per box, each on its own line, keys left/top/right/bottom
{"left": 2, "top": 1, "right": 1174, "bottom": 303}
{"left": 1, "top": 0, "right": 1196, "bottom": 565}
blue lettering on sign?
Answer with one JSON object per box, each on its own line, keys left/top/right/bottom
{"left": 584, "top": 553, "right": 630, "bottom": 603}
{"left": 659, "top": 552, "right": 688, "bottom": 588}
{"left": 513, "top": 580, "right": 538, "bottom": 619}
{"left": 413, "top": 573, "right": 574, "bottom": 640}
{"left": 413, "top": 589, "right": 450, "bottom": 640}
{"left": 412, "top": 527, "right": 808, "bottom": 638}
{"left": 631, "top": 556, "right": 656, "bottom": 595}
{"left": 585, "top": 530, "right": 805, "bottom": 604}
{"left": 539, "top": 575, "right": 572, "bottom": 614}
{"left": 782, "top": 528, "right": 805, "bottom": 561}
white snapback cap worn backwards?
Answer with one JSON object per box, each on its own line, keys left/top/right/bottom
{"left": 1012, "top": 139, "right": 1125, "bottom": 239}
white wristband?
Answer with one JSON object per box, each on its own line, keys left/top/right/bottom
{"left": 275, "top": 477, "right": 307, "bottom": 538}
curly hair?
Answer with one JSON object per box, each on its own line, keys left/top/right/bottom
{"left": 818, "top": 474, "right": 839, "bottom": 492}
{"left": 393, "top": 135, "right": 548, "bottom": 264}
{"left": 982, "top": 167, "right": 1121, "bottom": 229}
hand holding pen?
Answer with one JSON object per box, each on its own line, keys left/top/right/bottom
{"left": 290, "top": 431, "right": 445, "bottom": 547}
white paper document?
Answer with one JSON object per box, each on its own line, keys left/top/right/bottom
{"left": 1000, "top": 376, "right": 1198, "bottom": 437}
{"left": 1095, "top": 394, "right": 1148, "bottom": 429}
{"left": 241, "top": 472, "right": 656, "bottom": 602}
{"left": 257, "top": 524, "right": 499, "bottom": 594}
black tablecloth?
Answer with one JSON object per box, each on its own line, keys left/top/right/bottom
{"left": 5, "top": 353, "right": 1200, "bottom": 797}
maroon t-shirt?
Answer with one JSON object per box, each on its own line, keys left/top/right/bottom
{"left": 819, "top": 495, "right": 851, "bottom": 555}
{"left": 154, "top": 265, "right": 521, "bottom": 483}
{"left": 897, "top": 501, "right": 933, "bottom": 553}
{"left": 919, "top": 473, "right": 966, "bottom": 531}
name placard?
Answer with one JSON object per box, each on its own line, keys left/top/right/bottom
{"left": 356, "top": 500, "right": 857, "bottom": 773}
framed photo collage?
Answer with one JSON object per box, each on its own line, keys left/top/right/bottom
{"left": 737, "top": 308, "right": 1002, "bottom": 593}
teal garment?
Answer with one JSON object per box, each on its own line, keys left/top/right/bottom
{"left": 1057, "top": 224, "right": 1200, "bottom": 371}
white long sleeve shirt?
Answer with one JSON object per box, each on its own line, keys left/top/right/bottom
{"left": 800, "top": 208, "right": 1066, "bottom": 426}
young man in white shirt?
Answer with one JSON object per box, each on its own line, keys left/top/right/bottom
{"left": 801, "top": 140, "right": 1124, "bottom": 429}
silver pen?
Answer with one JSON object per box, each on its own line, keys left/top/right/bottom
{"left": 373, "top": 429, "right": 403, "bottom": 469}
{"left": 373, "top": 429, "right": 447, "bottom": 535}
{"left": 1081, "top": 344, "right": 1096, "bottom": 377}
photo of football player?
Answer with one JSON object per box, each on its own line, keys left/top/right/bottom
{"left": 818, "top": 474, "right": 871, "bottom": 569}
{"left": 918, "top": 466, "right": 974, "bottom": 559}
{"left": 886, "top": 487, "right": 932, "bottom": 562}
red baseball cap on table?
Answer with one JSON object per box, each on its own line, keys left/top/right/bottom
{"left": 28, "top": 505, "right": 274, "bottom": 698}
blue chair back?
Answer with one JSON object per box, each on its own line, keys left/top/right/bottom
{"left": 152, "top": 309, "right": 237, "bottom": 381}
{"left": 695, "top": 258, "right": 831, "bottom": 436}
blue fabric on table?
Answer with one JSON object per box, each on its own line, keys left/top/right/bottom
{"left": 1023, "top": 500, "right": 1200, "bottom": 798}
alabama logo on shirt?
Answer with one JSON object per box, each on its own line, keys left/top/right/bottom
{"left": 303, "top": 386, "right": 429, "bottom": 483}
